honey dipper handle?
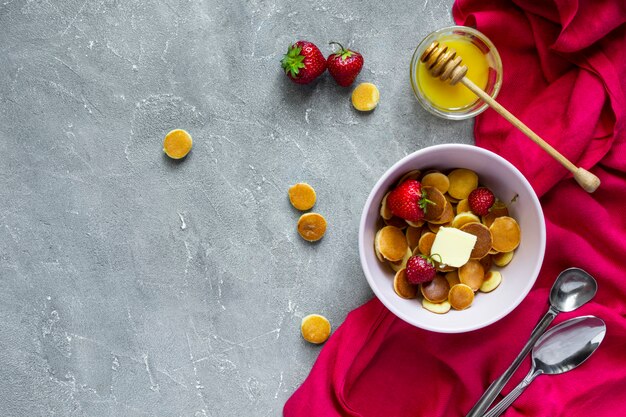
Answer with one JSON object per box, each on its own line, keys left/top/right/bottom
{"left": 459, "top": 77, "right": 601, "bottom": 193}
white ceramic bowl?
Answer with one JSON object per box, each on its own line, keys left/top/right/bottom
{"left": 359, "top": 144, "right": 546, "bottom": 333}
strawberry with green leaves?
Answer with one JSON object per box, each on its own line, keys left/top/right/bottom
{"left": 387, "top": 179, "right": 434, "bottom": 222}
{"left": 406, "top": 254, "right": 438, "bottom": 284}
{"left": 326, "top": 42, "right": 364, "bottom": 87}
{"left": 281, "top": 41, "right": 327, "bottom": 85}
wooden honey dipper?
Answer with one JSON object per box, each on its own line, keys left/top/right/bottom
{"left": 421, "top": 41, "right": 601, "bottom": 193}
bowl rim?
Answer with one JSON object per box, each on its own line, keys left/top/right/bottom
{"left": 358, "top": 144, "right": 546, "bottom": 333}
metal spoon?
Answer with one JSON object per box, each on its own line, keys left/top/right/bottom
{"left": 466, "top": 267, "right": 597, "bottom": 417}
{"left": 484, "top": 315, "right": 606, "bottom": 417}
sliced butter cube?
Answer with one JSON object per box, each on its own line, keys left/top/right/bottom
{"left": 430, "top": 227, "right": 477, "bottom": 268}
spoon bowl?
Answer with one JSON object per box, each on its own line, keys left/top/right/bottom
{"left": 484, "top": 316, "right": 606, "bottom": 417}
{"left": 550, "top": 268, "right": 598, "bottom": 312}
{"left": 533, "top": 315, "right": 606, "bottom": 375}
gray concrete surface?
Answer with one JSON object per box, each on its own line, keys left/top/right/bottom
{"left": 0, "top": 0, "right": 471, "bottom": 415}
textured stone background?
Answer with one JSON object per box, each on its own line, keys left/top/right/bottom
{"left": 0, "top": 0, "right": 472, "bottom": 415}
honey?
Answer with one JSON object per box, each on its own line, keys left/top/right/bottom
{"left": 417, "top": 37, "right": 490, "bottom": 110}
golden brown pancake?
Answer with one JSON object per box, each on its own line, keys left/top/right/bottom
{"left": 449, "top": 284, "right": 475, "bottom": 310}
{"left": 445, "top": 270, "right": 461, "bottom": 287}
{"left": 447, "top": 169, "right": 478, "bottom": 199}
{"left": 405, "top": 226, "right": 422, "bottom": 251}
{"left": 490, "top": 216, "right": 521, "bottom": 252}
{"left": 479, "top": 254, "right": 493, "bottom": 272}
{"left": 380, "top": 192, "right": 393, "bottom": 220}
{"left": 393, "top": 269, "right": 418, "bottom": 299}
{"left": 422, "top": 299, "right": 451, "bottom": 314}
{"left": 460, "top": 222, "right": 493, "bottom": 259}
{"left": 418, "top": 232, "right": 436, "bottom": 256}
{"left": 479, "top": 271, "right": 502, "bottom": 293}
{"left": 420, "top": 275, "right": 450, "bottom": 303}
{"left": 396, "top": 169, "right": 421, "bottom": 186}
{"left": 297, "top": 213, "right": 327, "bottom": 242}
{"left": 493, "top": 251, "right": 514, "bottom": 267}
{"left": 456, "top": 198, "right": 470, "bottom": 213}
{"left": 451, "top": 212, "right": 480, "bottom": 229}
{"left": 422, "top": 186, "right": 447, "bottom": 221}
{"left": 458, "top": 260, "right": 485, "bottom": 291}
{"left": 422, "top": 172, "right": 450, "bottom": 194}
{"left": 429, "top": 200, "right": 455, "bottom": 225}
{"left": 375, "top": 226, "right": 409, "bottom": 261}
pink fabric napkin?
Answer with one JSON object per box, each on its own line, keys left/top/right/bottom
{"left": 284, "top": 0, "right": 626, "bottom": 416}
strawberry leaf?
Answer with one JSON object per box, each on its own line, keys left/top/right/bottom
{"left": 281, "top": 45, "right": 306, "bottom": 78}
{"left": 418, "top": 189, "right": 435, "bottom": 213}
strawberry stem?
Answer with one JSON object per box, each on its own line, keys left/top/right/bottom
{"left": 329, "top": 41, "right": 352, "bottom": 60}
{"left": 419, "top": 197, "right": 435, "bottom": 213}
{"left": 329, "top": 41, "right": 345, "bottom": 51}
{"left": 430, "top": 253, "right": 443, "bottom": 264}
{"left": 420, "top": 253, "right": 442, "bottom": 267}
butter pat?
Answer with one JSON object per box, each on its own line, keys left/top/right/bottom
{"left": 430, "top": 227, "right": 477, "bottom": 268}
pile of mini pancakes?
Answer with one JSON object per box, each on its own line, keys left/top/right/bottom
{"left": 374, "top": 168, "right": 522, "bottom": 314}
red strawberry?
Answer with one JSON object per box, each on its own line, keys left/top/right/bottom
{"left": 405, "top": 255, "right": 436, "bottom": 284}
{"left": 386, "top": 179, "right": 433, "bottom": 222}
{"left": 468, "top": 187, "right": 496, "bottom": 216}
{"left": 281, "top": 41, "right": 327, "bottom": 84}
{"left": 326, "top": 42, "right": 364, "bottom": 87}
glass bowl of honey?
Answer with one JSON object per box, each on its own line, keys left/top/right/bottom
{"left": 411, "top": 26, "right": 502, "bottom": 120}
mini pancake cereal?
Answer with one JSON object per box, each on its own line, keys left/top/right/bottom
{"left": 417, "top": 232, "right": 436, "bottom": 256}
{"left": 406, "top": 226, "right": 422, "bottom": 250}
{"left": 374, "top": 167, "right": 521, "bottom": 315}
{"left": 289, "top": 183, "right": 317, "bottom": 211}
{"left": 480, "top": 271, "right": 502, "bottom": 293}
{"left": 394, "top": 269, "right": 419, "bottom": 299}
{"left": 422, "top": 298, "right": 451, "bottom": 314}
{"left": 301, "top": 314, "right": 331, "bottom": 344}
{"left": 389, "top": 247, "right": 412, "bottom": 272}
{"left": 490, "top": 216, "right": 521, "bottom": 252}
{"left": 493, "top": 251, "right": 514, "bottom": 267}
{"left": 429, "top": 200, "right": 454, "bottom": 225}
{"left": 456, "top": 198, "right": 470, "bottom": 214}
{"left": 420, "top": 275, "right": 450, "bottom": 303}
{"left": 447, "top": 169, "right": 478, "bottom": 199}
{"left": 380, "top": 192, "right": 393, "bottom": 220}
{"left": 163, "top": 129, "right": 193, "bottom": 159}
{"left": 422, "top": 186, "right": 446, "bottom": 221}
{"left": 445, "top": 270, "right": 461, "bottom": 287}
{"left": 458, "top": 260, "right": 485, "bottom": 291}
{"left": 482, "top": 201, "right": 509, "bottom": 227}
{"left": 449, "top": 284, "right": 475, "bottom": 310}
{"left": 297, "top": 213, "right": 327, "bottom": 242}
{"left": 451, "top": 212, "right": 480, "bottom": 229}
{"left": 375, "top": 226, "right": 408, "bottom": 262}
{"left": 460, "top": 222, "right": 493, "bottom": 259}
{"left": 396, "top": 170, "right": 421, "bottom": 185}
{"left": 421, "top": 172, "right": 450, "bottom": 194}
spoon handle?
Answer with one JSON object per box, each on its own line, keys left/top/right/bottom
{"left": 483, "top": 369, "right": 543, "bottom": 417}
{"left": 465, "top": 306, "right": 558, "bottom": 417}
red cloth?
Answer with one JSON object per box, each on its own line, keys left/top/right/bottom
{"left": 284, "top": 0, "right": 626, "bottom": 416}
